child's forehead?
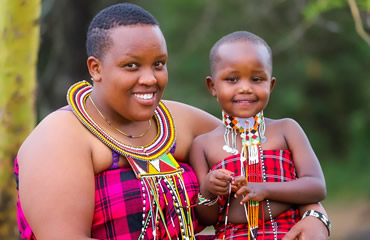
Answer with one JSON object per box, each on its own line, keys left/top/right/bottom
{"left": 218, "top": 40, "right": 265, "bottom": 53}
{"left": 217, "top": 41, "right": 269, "bottom": 63}
{"left": 213, "top": 41, "right": 272, "bottom": 75}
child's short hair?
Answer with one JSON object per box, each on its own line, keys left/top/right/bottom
{"left": 210, "top": 31, "right": 273, "bottom": 75}
{"left": 86, "top": 3, "right": 159, "bottom": 59}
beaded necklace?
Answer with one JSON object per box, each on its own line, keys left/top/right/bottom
{"left": 89, "top": 96, "right": 152, "bottom": 138}
{"left": 67, "top": 81, "right": 194, "bottom": 239}
{"left": 222, "top": 111, "right": 277, "bottom": 240}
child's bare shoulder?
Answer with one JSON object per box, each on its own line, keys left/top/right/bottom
{"left": 266, "top": 117, "right": 300, "bottom": 129}
{"left": 266, "top": 117, "right": 304, "bottom": 140}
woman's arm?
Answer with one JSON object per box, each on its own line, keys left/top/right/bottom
{"left": 18, "top": 111, "right": 98, "bottom": 240}
{"left": 163, "top": 100, "right": 220, "bottom": 162}
{"left": 282, "top": 203, "right": 330, "bottom": 240}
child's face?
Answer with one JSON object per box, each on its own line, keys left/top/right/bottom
{"left": 206, "top": 41, "right": 275, "bottom": 118}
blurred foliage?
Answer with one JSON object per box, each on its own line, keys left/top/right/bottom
{"left": 36, "top": 0, "right": 369, "bottom": 197}
{"left": 1, "top": 0, "right": 40, "bottom": 239}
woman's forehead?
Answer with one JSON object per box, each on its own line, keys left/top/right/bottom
{"left": 107, "top": 25, "right": 167, "bottom": 54}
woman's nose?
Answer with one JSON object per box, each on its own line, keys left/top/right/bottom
{"left": 138, "top": 68, "right": 157, "bottom": 86}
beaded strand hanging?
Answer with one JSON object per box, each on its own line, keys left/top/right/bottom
{"left": 222, "top": 111, "right": 275, "bottom": 239}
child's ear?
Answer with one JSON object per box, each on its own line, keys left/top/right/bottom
{"left": 206, "top": 76, "right": 217, "bottom": 97}
{"left": 87, "top": 56, "right": 102, "bottom": 82}
{"left": 270, "top": 77, "right": 276, "bottom": 92}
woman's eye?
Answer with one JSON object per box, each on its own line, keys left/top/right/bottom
{"left": 124, "top": 63, "right": 138, "bottom": 70}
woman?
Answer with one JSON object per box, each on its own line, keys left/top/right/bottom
{"left": 15, "top": 3, "right": 330, "bottom": 240}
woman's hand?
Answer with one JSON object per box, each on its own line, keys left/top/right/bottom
{"left": 282, "top": 215, "right": 328, "bottom": 240}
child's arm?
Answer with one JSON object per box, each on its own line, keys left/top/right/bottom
{"left": 234, "top": 118, "right": 326, "bottom": 204}
{"left": 189, "top": 135, "right": 233, "bottom": 226}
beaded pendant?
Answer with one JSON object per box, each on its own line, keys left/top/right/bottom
{"left": 222, "top": 111, "right": 276, "bottom": 240}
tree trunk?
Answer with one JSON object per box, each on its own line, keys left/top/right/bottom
{"left": 0, "top": 0, "right": 40, "bottom": 239}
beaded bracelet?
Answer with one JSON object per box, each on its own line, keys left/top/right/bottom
{"left": 198, "top": 192, "right": 218, "bottom": 206}
{"left": 302, "top": 210, "right": 331, "bottom": 237}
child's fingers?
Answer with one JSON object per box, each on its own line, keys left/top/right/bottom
{"left": 213, "top": 185, "right": 231, "bottom": 196}
{"left": 218, "top": 169, "right": 234, "bottom": 176}
{"left": 211, "top": 178, "right": 230, "bottom": 188}
{"left": 234, "top": 186, "right": 251, "bottom": 199}
{"left": 232, "top": 176, "right": 247, "bottom": 185}
{"left": 213, "top": 170, "right": 233, "bottom": 182}
{"left": 239, "top": 194, "right": 254, "bottom": 205}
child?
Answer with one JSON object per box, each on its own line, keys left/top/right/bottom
{"left": 190, "top": 31, "right": 329, "bottom": 240}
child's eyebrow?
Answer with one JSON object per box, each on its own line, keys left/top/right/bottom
{"left": 220, "top": 69, "right": 239, "bottom": 75}
{"left": 155, "top": 54, "right": 168, "bottom": 60}
{"left": 251, "top": 69, "right": 267, "bottom": 74}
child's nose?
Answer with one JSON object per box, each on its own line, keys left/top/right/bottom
{"left": 238, "top": 80, "right": 253, "bottom": 93}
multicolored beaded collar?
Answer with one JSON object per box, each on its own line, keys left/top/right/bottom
{"left": 222, "top": 111, "right": 266, "bottom": 164}
{"left": 67, "top": 81, "right": 195, "bottom": 239}
{"left": 67, "top": 81, "right": 181, "bottom": 179}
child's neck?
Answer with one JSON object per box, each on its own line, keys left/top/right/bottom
{"left": 221, "top": 110, "right": 266, "bottom": 155}
{"left": 222, "top": 111, "right": 263, "bottom": 131}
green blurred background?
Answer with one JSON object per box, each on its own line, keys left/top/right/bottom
{"left": 35, "top": 0, "right": 369, "bottom": 239}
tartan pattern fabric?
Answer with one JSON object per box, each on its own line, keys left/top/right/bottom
{"left": 214, "top": 209, "right": 299, "bottom": 240}
{"left": 211, "top": 150, "right": 300, "bottom": 240}
{"left": 14, "top": 158, "right": 201, "bottom": 240}
{"left": 92, "top": 162, "right": 199, "bottom": 240}
{"left": 14, "top": 157, "right": 36, "bottom": 240}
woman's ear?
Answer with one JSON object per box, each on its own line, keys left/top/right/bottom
{"left": 87, "top": 56, "right": 102, "bottom": 82}
{"left": 206, "top": 76, "right": 217, "bottom": 97}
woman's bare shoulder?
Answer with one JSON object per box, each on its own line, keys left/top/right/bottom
{"left": 17, "top": 108, "right": 92, "bottom": 164}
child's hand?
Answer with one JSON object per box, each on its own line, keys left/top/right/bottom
{"left": 204, "top": 169, "right": 234, "bottom": 196}
{"left": 232, "top": 176, "right": 266, "bottom": 204}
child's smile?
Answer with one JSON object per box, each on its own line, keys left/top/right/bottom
{"left": 207, "top": 40, "right": 275, "bottom": 118}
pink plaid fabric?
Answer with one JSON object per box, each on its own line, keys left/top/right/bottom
{"left": 92, "top": 162, "right": 200, "bottom": 239}
{"left": 15, "top": 157, "right": 203, "bottom": 239}
{"left": 14, "top": 157, "right": 36, "bottom": 240}
{"left": 212, "top": 150, "right": 300, "bottom": 240}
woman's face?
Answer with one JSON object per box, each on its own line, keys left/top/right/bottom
{"left": 91, "top": 25, "right": 168, "bottom": 123}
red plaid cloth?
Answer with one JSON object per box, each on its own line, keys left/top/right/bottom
{"left": 14, "top": 157, "right": 202, "bottom": 240}
{"left": 211, "top": 150, "right": 300, "bottom": 240}
{"left": 92, "top": 162, "right": 201, "bottom": 239}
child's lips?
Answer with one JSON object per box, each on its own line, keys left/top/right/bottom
{"left": 233, "top": 99, "right": 256, "bottom": 103}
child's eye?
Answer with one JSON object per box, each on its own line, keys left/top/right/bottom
{"left": 252, "top": 77, "right": 264, "bottom": 82}
{"left": 153, "top": 61, "right": 165, "bottom": 69}
{"left": 225, "top": 77, "right": 238, "bottom": 83}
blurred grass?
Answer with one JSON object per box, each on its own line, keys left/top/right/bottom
{"left": 321, "top": 157, "right": 370, "bottom": 202}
